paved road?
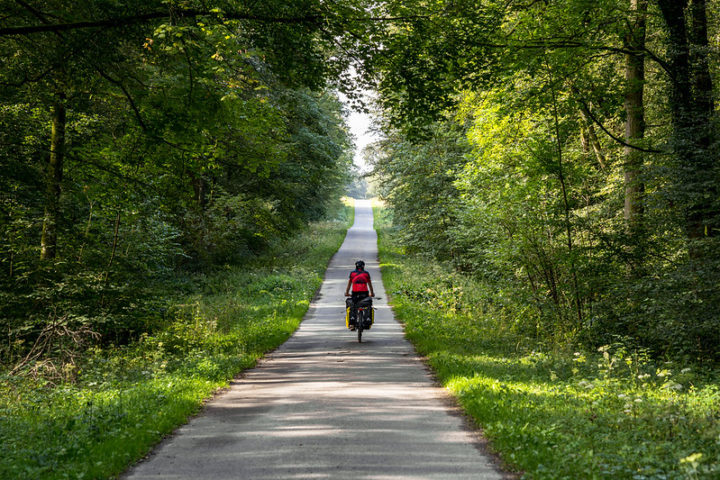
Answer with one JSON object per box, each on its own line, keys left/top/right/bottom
{"left": 124, "top": 200, "right": 505, "bottom": 480}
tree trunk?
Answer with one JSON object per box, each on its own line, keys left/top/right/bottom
{"left": 687, "top": 0, "right": 718, "bottom": 241}
{"left": 104, "top": 210, "right": 121, "bottom": 281}
{"left": 40, "top": 95, "right": 67, "bottom": 260}
{"left": 189, "top": 171, "right": 208, "bottom": 208}
{"left": 657, "top": 0, "right": 718, "bottom": 243}
{"left": 77, "top": 200, "right": 94, "bottom": 262}
{"left": 578, "top": 108, "right": 607, "bottom": 169}
{"left": 689, "top": 0, "right": 714, "bottom": 119}
{"left": 623, "top": 0, "right": 647, "bottom": 232}
{"left": 549, "top": 73, "right": 583, "bottom": 325}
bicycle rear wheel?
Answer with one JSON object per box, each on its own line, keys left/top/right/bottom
{"left": 357, "top": 322, "right": 363, "bottom": 342}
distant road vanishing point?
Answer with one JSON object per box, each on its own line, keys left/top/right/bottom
{"left": 123, "top": 199, "right": 506, "bottom": 480}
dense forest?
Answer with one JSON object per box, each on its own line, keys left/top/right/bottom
{"left": 1, "top": 2, "right": 719, "bottom": 477}
{"left": 1, "top": 0, "right": 719, "bottom": 395}
{"left": 368, "top": 0, "right": 720, "bottom": 362}
{"left": 0, "top": 1, "right": 362, "bottom": 370}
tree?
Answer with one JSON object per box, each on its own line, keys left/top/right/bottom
{"left": 655, "top": 0, "right": 718, "bottom": 246}
{"left": 368, "top": 0, "right": 720, "bottom": 359}
{"left": 0, "top": 0, "right": 356, "bottom": 359}
{"left": 368, "top": 120, "right": 468, "bottom": 262}
{"left": 623, "top": 0, "right": 648, "bottom": 236}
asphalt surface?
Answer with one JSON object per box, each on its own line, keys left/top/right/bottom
{"left": 123, "top": 200, "right": 505, "bottom": 480}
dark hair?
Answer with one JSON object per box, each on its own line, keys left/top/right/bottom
{"left": 355, "top": 260, "right": 365, "bottom": 270}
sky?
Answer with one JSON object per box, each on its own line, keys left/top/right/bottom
{"left": 340, "top": 89, "right": 379, "bottom": 173}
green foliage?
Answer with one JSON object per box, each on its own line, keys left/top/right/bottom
{"left": 369, "top": 122, "right": 468, "bottom": 262}
{"left": 0, "top": 9, "right": 356, "bottom": 477}
{"left": 0, "top": 2, "right": 353, "bottom": 366}
{"left": 369, "top": 0, "right": 720, "bottom": 360}
{"left": 376, "top": 206, "right": 720, "bottom": 479}
{"left": 0, "top": 208, "right": 352, "bottom": 480}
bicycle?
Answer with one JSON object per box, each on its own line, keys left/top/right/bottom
{"left": 345, "top": 296, "right": 379, "bottom": 343}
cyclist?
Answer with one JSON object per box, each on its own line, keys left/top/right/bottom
{"left": 344, "top": 260, "right": 374, "bottom": 329}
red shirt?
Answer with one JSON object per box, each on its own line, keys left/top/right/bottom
{"left": 349, "top": 269, "right": 371, "bottom": 292}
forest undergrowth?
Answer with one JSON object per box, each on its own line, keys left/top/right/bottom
{"left": 375, "top": 205, "right": 720, "bottom": 480}
{"left": 0, "top": 203, "right": 353, "bottom": 480}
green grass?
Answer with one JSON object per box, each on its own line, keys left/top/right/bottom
{"left": 0, "top": 203, "right": 354, "bottom": 480}
{"left": 374, "top": 205, "right": 720, "bottom": 480}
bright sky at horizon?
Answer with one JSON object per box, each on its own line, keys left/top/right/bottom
{"left": 340, "top": 89, "right": 379, "bottom": 173}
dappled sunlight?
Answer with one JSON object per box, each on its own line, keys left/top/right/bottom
{"left": 124, "top": 200, "right": 501, "bottom": 480}
{"left": 377, "top": 211, "right": 720, "bottom": 479}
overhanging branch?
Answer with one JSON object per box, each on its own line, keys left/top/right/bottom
{"left": 576, "top": 97, "right": 665, "bottom": 154}
{"left": 0, "top": 10, "right": 323, "bottom": 36}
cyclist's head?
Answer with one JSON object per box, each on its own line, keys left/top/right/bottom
{"left": 355, "top": 260, "right": 365, "bottom": 270}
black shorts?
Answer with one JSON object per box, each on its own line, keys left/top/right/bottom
{"left": 351, "top": 291, "right": 369, "bottom": 304}
{"left": 346, "top": 292, "right": 370, "bottom": 309}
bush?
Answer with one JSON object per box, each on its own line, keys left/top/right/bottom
{"left": 0, "top": 205, "right": 353, "bottom": 479}
{"left": 376, "top": 205, "right": 720, "bottom": 479}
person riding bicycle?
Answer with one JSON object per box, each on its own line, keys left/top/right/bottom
{"left": 344, "top": 260, "right": 374, "bottom": 329}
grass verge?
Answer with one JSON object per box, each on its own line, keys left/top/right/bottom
{"left": 374, "top": 205, "right": 720, "bottom": 480}
{"left": 0, "top": 201, "right": 354, "bottom": 480}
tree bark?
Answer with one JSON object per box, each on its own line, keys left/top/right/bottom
{"left": 578, "top": 108, "right": 607, "bottom": 169}
{"left": 689, "top": 0, "right": 714, "bottom": 119}
{"left": 105, "top": 210, "right": 121, "bottom": 281}
{"left": 623, "top": 0, "right": 647, "bottom": 232}
{"left": 40, "top": 94, "right": 66, "bottom": 260}
{"left": 189, "top": 171, "right": 208, "bottom": 208}
{"left": 687, "top": 0, "right": 718, "bottom": 241}
{"left": 656, "top": 0, "right": 718, "bottom": 243}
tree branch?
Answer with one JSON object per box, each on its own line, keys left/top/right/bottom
{"left": 0, "top": 10, "right": 324, "bottom": 36}
{"left": 14, "top": 0, "right": 53, "bottom": 25}
{"left": 91, "top": 65, "right": 193, "bottom": 154}
{"left": 66, "top": 152, "right": 154, "bottom": 190}
{"left": 575, "top": 96, "right": 665, "bottom": 154}
{"left": 93, "top": 67, "right": 148, "bottom": 131}
{"left": 0, "top": 6, "right": 435, "bottom": 37}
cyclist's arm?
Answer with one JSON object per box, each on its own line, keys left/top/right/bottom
{"left": 344, "top": 278, "right": 352, "bottom": 296}
{"left": 367, "top": 278, "right": 375, "bottom": 297}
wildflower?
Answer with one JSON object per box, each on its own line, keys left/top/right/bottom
{"left": 662, "top": 381, "right": 683, "bottom": 391}
{"left": 679, "top": 453, "right": 703, "bottom": 467}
